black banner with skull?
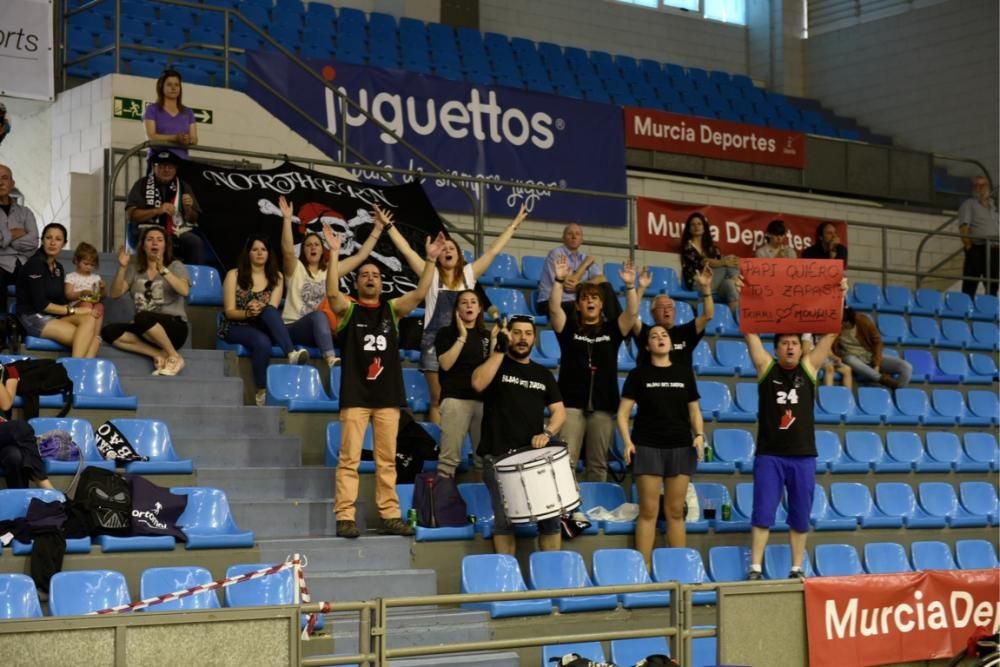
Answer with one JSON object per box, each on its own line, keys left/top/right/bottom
{"left": 177, "top": 160, "right": 447, "bottom": 299}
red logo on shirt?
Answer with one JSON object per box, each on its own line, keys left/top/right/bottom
{"left": 366, "top": 357, "right": 384, "bottom": 381}
{"left": 779, "top": 409, "right": 796, "bottom": 430}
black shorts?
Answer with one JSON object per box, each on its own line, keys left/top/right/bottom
{"left": 102, "top": 311, "right": 188, "bottom": 350}
{"left": 633, "top": 445, "right": 697, "bottom": 478}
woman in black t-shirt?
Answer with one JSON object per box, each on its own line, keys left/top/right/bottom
{"left": 618, "top": 324, "right": 704, "bottom": 567}
{"left": 434, "top": 289, "right": 490, "bottom": 478}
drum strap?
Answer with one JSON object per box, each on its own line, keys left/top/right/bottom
{"left": 585, "top": 339, "right": 596, "bottom": 414}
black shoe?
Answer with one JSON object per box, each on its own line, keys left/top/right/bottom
{"left": 379, "top": 518, "right": 415, "bottom": 536}
{"left": 788, "top": 569, "right": 806, "bottom": 581}
{"left": 747, "top": 569, "right": 763, "bottom": 581}
{"left": 336, "top": 520, "right": 360, "bottom": 539}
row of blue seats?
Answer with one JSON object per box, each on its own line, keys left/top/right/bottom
{"left": 459, "top": 540, "right": 998, "bottom": 619}
{"left": 0, "top": 486, "right": 251, "bottom": 553}
{"left": 0, "top": 355, "right": 136, "bottom": 411}
{"left": 876, "top": 314, "right": 997, "bottom": 350}
{"left": 703, "top": 428, "right": 998, "bottom": 474}
{"left": 849, "top": 283, "right": 998, "bottom": 320}
{"left": 0, "top": 562, "right": 296, "bottom": 618}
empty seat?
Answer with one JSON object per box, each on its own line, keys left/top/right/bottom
{"left": 876, "top": 314, "right": 909, "bottom": 344}
{"left": 814, "top": 544, "right": 863, "bottom": 577}
{"left": 592, "top": 548, "right": 670, "bottom": 608}
{"left": 829, "top": 482, "right": 902, "bottom": 528}
{"left": 910, "top": 541, "right": 957, "bottom": 571}
{"left": 911, "top": 288, "right": 943, "bottom": 315}
{"left": 919, "top": 482, "right": 989, "bottom": 527}
{"left": 529, "top": 551, "right": 618, "bottom": 613}
{"left": 0, "top": 488, "right": 92, "bottom": 555}
{"left": 970, "top": 322, "right": 998, "bottom": 351}
{"left": 811, "top": 485, "right": 857, "bottom": 530}
{"left": 967, "top": 352, "right": 999, "bottom": 380}
{"left": 266, "top": 365, "right": 338, "bottom": 411}
{"left": 0, "top": 573, "right": 43, "bottom": 618}
{"left": 926, "top": 431, "right": 988, "bottom": 472}
{"left": 885, "top": 431, "right": 950, "bottom": 472}
{"left": 848, "top": 282, "right": 883, "bottom": 310}
{"left": 651, "top": 547, "right": 715, "bottom": 605}
{"left": 863, "top": 542, "right": 912, "bottom": 574}
{"left": 967, "top": 390, "right": 999, "bottom": 424}
{"left": 963, "top": 432, "right": 999, "bottom": 471}
{"left": 705, "top": 428, "right": 753, "bottom": 473}
{"left": 904, "top": 349, "right": 956, "bottom": 384}
{"left": 109, "top": 418, "right": 194, "bottom": 474}
{"left": 856, "top": 386, "right": 909, "bottom": 425}
{"left": 396, "top": 483, "right": 475, "bottom": 541}
{"left": 58, "top": 358, "right": 139, "bottom": 410}
{"left": 933, "top": 389, "right": 989, "bottom": 426}
{"left": 692, "top": 340, "right": 733, "bottom": 376}
{"left": 881, "top": 285, "right": 913, "bottom": 313}
{"left": 707, "top": 545, "right": 751, "bottom": 582}
{"left": 49, "top": 570, "right": 130, "bottom": 616}
{"left": 715, "top": 340, "right": 757, "bottom": 377}
{"left": 173, "top": 486, "right": 255, "bottom": 548}
{"left": 939, "top": 319, "right": 972, "bottom": 349}
{"left": 457, "top": 482, "right": 496, "bottom": 538}
{"left": 847, "top": 431, "right": 910, "bottom": 473}
{"left": 484, "top": 287, "right": 547, "bottom": 325}
{"left": 186, "top": 265, "right": 223, "bottom": 306}
{"left": 579, "top": 482, "right": 632, "bottom": 534}
{"left": 936, "top": 350, "right": 991, "bottom": 384}
{"left": 521, "top": 255, "right": 545, "bottom": 283}
{"left": 959, "top": 482, "right": 998, "bottom": 525}
{"left": 460, "top": 554, "right": 551, "bottom": 618}
{"left": 763, "top": 544, "right": 813, "bottom": 580}
{"left": 816, "top": 386, "right": 878, "bottom": 425}
{"left": 402, "top": 367, "right": 430, "bottom": 413}
{"left": 971, "top": 294, "right": 999, "bottom": 321}
{"left": 941, "top": 291, "right": 974, "bottom": 319}
{"left": 140, "top": 566, "right": 220, "bottom": 611}
{"left": 29, "top": 416, "right": 115, "bottom": 474}
{"left": 480, "top": 253, "right": 535, "bottom": 287}
{"left": 955, "top": 540, "right": 998, "bottom": 570}
{"left": 542, "top": 642, "right": 605, "bottom": 665}
{"left": 874, "top": 482, "right": 945, "bottom": 528}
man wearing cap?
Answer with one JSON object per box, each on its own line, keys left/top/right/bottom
{"left": 125, "top": 151, "right": 205, "bottom": 265}
{"left": 958, "top": 175, "right": 999, "bottom": 297}
{"left": 0, "top": 164, "right": 39, "bottom": 315}
{"left": 756, "top": 219, "right": 797, "bottom": 259}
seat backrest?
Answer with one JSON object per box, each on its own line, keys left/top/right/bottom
{"left": 50, "top": 570, "right": 130, "bottom": 616}
{"left": 696, "top": 381, "right": 731, "bottom": 413}
{"left": 29, "top": 416, "right": 100, "bottom": 460}
{"left": 457, "top": 483, "right": 493, "bottom": 524}
{"left": 814, "top": 544, "right": 862, "bottom": 576}
{"left": 968, "top": 390, "right": 999, "bottom": 419}
{"left": 0, "top": 573, "right": 43, "bottom": 618}
{"left": 140, "top": 566, "right": 220, "bottom": 611}
{"left": 935, "top": 350, "right": 969, "bottom": 376}
{"left": 864, "top": 542, "right": 912, "bottom": 574}
{"left": 111, "top": 418, "right": 177, "bottom": 460}
{"left": 910, "top": 316, "right": 941, "bottom": 340}
{"left": 538, "top": 329, "right": 560, "bottom": 359}
{"left": 877, "top": 314, "right": 907, "bottom": 341}
{"left": 902, "top": 349, "right": 935, "bottom": 379}
{"left": 963, "top": 432, "right": 998, "bottom": 464}
{"left": 592, "top": 549, "right": 651, "bottom": 586}
{"left": 817, "top": 385, "right": 853, "bottom": 416}
{"left": 931, "top": 389, "right": 965, "bottom": 418}
{"left": 611, "top": 637, "right": 671, "bottom": 665}
{"left": 918, "top": 482, "right": 960, "bottom": 517}
{"left": 521, "top": 256, "right": 545, "bottom": 283}
{"left": 830, "top": 482, "right": 874, "bottom": 518}
{"left": 59, "top": 357, "right": 123, "bottom": 395}
{"left": 914, "top": 288, "right": 943, "bottom": 314}
{"left": 578, "top": 482, "right": 626, "bottom": 513}
{"left": 969, "top": 352, "right": 998, "bottom": 376}
{"left": 712, "top": 429, "right": 753, "bottom": 463}
{"left": 973, "top": 294, "right": 999, "bottom": 319}
{"left": 694, "top": 482, "right": 731, "bottom": 514}
{"left": 651, "top": 547, "right": 706, "bottom": 585}
{"left": 894, "top": 388, "right": 930, "bottom": 418}
{"left": 763, "top": 544, "right": 813, "bottom": 579}
{"left": 972, "top": 321, "right": 999, "bottom": 345}
{"left": 0, "top": 488, "right": 66, "bottom": 521}
{"left": 224, "top": 564, "right": 293, "bottom": 607}
{"left": 941, "top": 319, "right": 971, "bottom": 344}
{"left": 186, "top": 265, "right": 223, "bottom": 305}
{"left": 925, "top": 431, "right": 961, "bottom": 463}
{"left": 884, "top": 431, "right": 922, "bottom": 464}
{"left": 173, "top": 486, "right": 238, "bottom": 531}
{"left": 734, "top": 382, "right": 758, "bottom": 413}
{"left": 268, "top": 365, "right": 329, "bottom": 401}
{"left": 852, "top": 282, "right": 882, "bottom": 309}
{"left": 856, "top": 387, "right": 892, "bottom": 417}
{"left": 814, "top": 430, "right": 841, "bottom": 466}
{"left": 707, "top": 546, "right": 751, "bottom": 582}
{"left": 943, "top": 291, "right": 973, "bottom": 318}
{"left": 955, "top": 540, "right": 999, "bottom": 569}
{"left": 844, "top": 431, "right": 883, "bottom": 464}
{"left": 715, "top": 340, "right": 749, "bottom": 367}
{"left": 875, "top": 482, "right": 918, "bottom": 518}
{"left": 461, "top": 554, "right": 528, "bottom": 594}
{"left": 529, "top": 551, "right": 591, "bottom": 589}
{"left": 910, "top": 541, "right": 956, "bottom": 571}
{"left": 883, "top": 285, "right": 913, "bottom": 311}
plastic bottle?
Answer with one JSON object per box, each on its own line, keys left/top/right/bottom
{"left": 407, "top": 508, "right": 417, "bottom": 528}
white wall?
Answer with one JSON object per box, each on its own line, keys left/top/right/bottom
{"left": 805, "top": 0, "right": 999, "bottom": 180}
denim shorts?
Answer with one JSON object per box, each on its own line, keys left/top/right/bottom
{"left": 19, "top": 313, "right": 54, "bottom": 338}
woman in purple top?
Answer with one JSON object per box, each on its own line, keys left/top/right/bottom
{"left": 144, "top": 69, "right": 197, "bottom": 160}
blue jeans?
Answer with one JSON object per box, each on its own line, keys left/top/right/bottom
{"left": 224, "top": 305, "right": 293, "bottom": 389}
{"left": 286, "top": 310, "right": 335, "bottom": 357}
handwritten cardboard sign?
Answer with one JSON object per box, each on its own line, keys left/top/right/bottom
{"left": 738, "top": 258, "right": 844, "bottom": 334}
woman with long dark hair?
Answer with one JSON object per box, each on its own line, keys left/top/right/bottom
{"left": 102, "top": 226, "right": 191, "bottom": 375}
{"left": 680, "top": 212, "right": 739, "bottom": 311}
{"left": 144, "top": 68, "right": 197, "bottom": 160}
{"left": 221, "top": 236, "right": 305, "bottom": 406}
{"left": 433, "top": 289, "right": 491, "bottom": 478}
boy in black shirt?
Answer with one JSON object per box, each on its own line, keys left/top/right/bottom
{"left": 472, "top": 316, "right": 566, "bottom": 555}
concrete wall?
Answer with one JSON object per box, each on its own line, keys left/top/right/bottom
{"left": 804, "top": 0, "right": 1000, "bottom": 180}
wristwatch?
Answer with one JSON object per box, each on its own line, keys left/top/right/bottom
{"left": 160, "top": 267, "right": 170, "bottom": 277}
{"left": 543, "top": 428, "right": 555, "bottom": 438}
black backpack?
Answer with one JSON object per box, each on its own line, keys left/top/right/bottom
{"left": 7, "top": 359, "right": 73, "bottom": 420}
{"left": 413, "top": 471, "right": 468, "bottom": 528}
{"left": 70, "top": 466, "right": 131, "bottom": 536}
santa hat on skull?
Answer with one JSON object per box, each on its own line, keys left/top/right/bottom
{"left": 296, "top": 202, "right": 346, "bottom": 236}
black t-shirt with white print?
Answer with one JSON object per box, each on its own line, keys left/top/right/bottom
{"left": 556, "top": 317, "right": 624, "bottom": 412}
{"left": 434, "top": 325, "right": 491, "bottom": 401}
{"left": 621, "top": 363, "right": 701, "bottom": 449}
{"left": 478, "top": 356, "right": 562, "bottom": 458}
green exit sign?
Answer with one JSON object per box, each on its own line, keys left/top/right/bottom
{"left": 113, "top": 97, "right": 213, "bottom": 124}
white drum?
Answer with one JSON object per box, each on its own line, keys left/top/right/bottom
{"left": 494, "top": 446, "right": 581, "bottom": 523}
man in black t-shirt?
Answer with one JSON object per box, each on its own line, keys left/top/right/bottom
{"left": 327, "top": 231, "right": 447, "bottom": 539}
{"left": 632, "top": 263, "right": 715, "bottom": 367}
{"left": 125, "top": 151, "right": 205, "bottom": 265}
{"left": 472, "top": 316, "right": 566, "bottom": 555}
{"left": 548, "top": 255, "right": 640, "bottom": 481}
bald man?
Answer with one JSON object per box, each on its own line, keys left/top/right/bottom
{"left": 0, "top": 164, "right": 38, "bottom": 314}
{"left": 958, "top": 176, "right": 999, "bottom": 297}
{"left": 632, "top": 265, "right": 714, "bottom": 367}
{"left": 536, "top": 223, "right": 605, "bottom": 317}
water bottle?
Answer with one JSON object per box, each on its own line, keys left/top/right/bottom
{"left": 407, "top": 508, "right": 417, "bottom": 528}
{"left": 467, "top": 514, "right": 477, "bottom": 526}
{"left": 721, "top": 503, "right": 731, "bottom": 522}
{"left": 704, "top": 444, "right": 714, "bottom": 462}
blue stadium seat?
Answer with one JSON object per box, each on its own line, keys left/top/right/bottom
{"left": 967, "top": 352, "right": 999, "bottom": 380}
{"left": 395, "top": 484, "right": 475, "bottom": 541}
{"left": 763, "top": 544, "right": 814, "bottom": 580}
{"left": 0, "top": 489, "right": 92, "bottom": 555}
{"left": 890, "top": 388, "right": 940, "bottom": 425}
{"left": 617, "top": 344, "right": 636, "bottom": 372}
{"left": 173, "top": 487, "right": 255, "bottom": 548}
{"left": 651, "top": 547, "right": 715, "bottom": 605}
{"left": 955, "top": 540, "right": 998, "bottom": 570}
{"left": 967, "top": 390, "right": 999, "bottom": 424}
{"left": 856, "top": 386, "right": 906, "bottom": 424}
{"left": 110, "top": 418, "right": 193, "bottom": 474}
{"left": 814, "top": 544, "right": 863, "bottom": 577}
{"left": 816, "top": 386, "right": 878, "bottom": 425}
{"left": 521, "top": 255, "right": 545, "bottom": 283}
{"left": 938, "top": 319, "right": 972, "bottom": 349}
{"left": 692, "top": 340, "right": 734, "bottom": 376}
{"left": 542, "top": 643, "right": 605, "bottom": 666}
{"left": 963, "top": 432, "right": 999, "bottom": 471}
{"left": 875, "top": 314, "right": 909, "bottom": 344}
{"left": 941, "top": 291, "right": 974, "bottom": 319}
{"left": 933, "top": 389, "right": 989, "bottom": 426}
{"left": 224, "top": 562, "right": 323, "bottom": 630}
{"left": 29, "top": 416, "right": 115, "bottom": 474}
{"left": 702, "top": 303, "right": 741, "bottom": 337}
{"left": 186, "top": 265, "right": 223, "bottom": 306}
{"left": 924, "top": 431, "right": 985, "bottom": 472}
{"left": 579, "top": 483, "right": 632, "bottom": 534}
{"left": 971, "top": 294, "right": 999, "bottom": 321}
{"left": 829, "top": 482, "right": 902, "bottom": 528}
{"left": 811, "top": 485, "right": 857, "bottom": 530}
{"left": 814, "top": 430, "right": 840, "bottom": 472}
{"left": 457, "top": 483, "right": 494, "bottom": 538}
{"left": 529, "top": 551, "right": 618, "bottom": 613}
{"left": 0, "top": 574, "right": 43, "bottom": 618}
{"left": 695, "top": 482, "right": 748, "bottom": 532}
{"left": 402, "top": 367, "right": 430, "bottom": 413}
{"left": 674, "top": 301, "right": 695, "bottom": 326}
{"left": 910, "top": 541, "right": 957, "bottom": 571}
{"left": 58, "top": 358, "right": 139, "bottom": 410}
{"left": 919, "top": 482, "right": 989, "bottom": 527}
{"left": 732, "top": 382, "right": 758, "bottom": 418}
{"left": 874, "top": 482, "right": 946, "bottom": 528}
{"left": 734, "top": 482, "right": 788, "bottom": 532}
{"left": 846, "top": 431, "right": 909, "bottom": 473}
{"left": 847, "top": 282, "right": 883, "bottom": 311}
{"left": 611, "top": 637, "right": 671, "bottom": 665}
{"left": 703, "top": 428, "right": 753, "bottom": 473}
{"left": 907, "top": 316, "right": 940, "bottom": 346}
{"left": 592, "top": 548, "right": 670, "bottom": 608}
{"left": 880, "top": 285, "right": 913, "bottom": 313}
{"left": 715, "top": 340, "right": 757, "bottom": 377}
{"left": 484, "top": 287, "right": 547, "bottom": 325}
{"left": 903, "top": 349, "right": 954, "bottom": 383}
{"left": 140, "top": 566, "right": 220, "bottom": 611}
{"left": 696, "top": 380, "right": 731, "bottom": 420}
{"left": 970, "top": 322, "right": 998, "bottom": 351}
{"left": 326, "top": 421, "right": 375, "bottom": 471}
{"left": 49, "top": 570, "right": 130, "bottom": 616}
{"left": 707, "top": 546, "right": 751, "bottom": 582}
{"left": 266, "top": 365, "right": 339, "bottom": 411}
{"left": 480, "top": 252, "right": 535, "bottom": 287}
{"left": 460, "top": 554, "right": 551, "bottom": 618}
{"left": 935, "top": 350, "right": 991, "bottom": 383}
{"left": 959, "top": 482, "right": 998, "bottom": 525}
{"left": 864, "top": 542, "right": 912, "bottom": 574}
{"left": 885, "top": 431, "right": 949, "bottom": 472}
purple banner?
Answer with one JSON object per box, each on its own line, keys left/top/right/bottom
{"left": 247, "top": 51, "right": 627, "bottom": 227}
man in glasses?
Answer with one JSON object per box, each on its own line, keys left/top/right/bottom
{"left": 632, "top": 264, "right": 715, "bottom": 368}
{"left": 472, "top": 315, "right": 566, "bottom": 554}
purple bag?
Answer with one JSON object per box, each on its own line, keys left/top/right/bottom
{"left": 36, "top": 430, "right": 80, "bottom": 462}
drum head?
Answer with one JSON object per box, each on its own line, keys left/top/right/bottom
{"left": 495, "top": 445, "right": 567, "bottom": 471}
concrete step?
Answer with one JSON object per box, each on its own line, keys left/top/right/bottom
{"left": 174, "top": 437, "right": 304, "bottom": 469}
{"left": 120, "top": 375, "right": 244, "bottom": 406}
{"left": 135, "top": 404, "right": 282, "bottom": 436}
{"left": 306, "top": 568, "right": 437, "bottom": 603}
{"left": 98, "top": 348, "right": 228, "bottom": 378}
{"left": 229, "top": 498, "right": 342, "bottom": 538}
{"left": 257, "top": 536, "right": 411, "bottom": 572}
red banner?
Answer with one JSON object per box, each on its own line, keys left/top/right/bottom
{"left": 738, "top": 258, "right": 844, "bottom": 333}
{"left": 804, "top": 569, "right": 1000, "bottom": 667}
{"left": 624, "top": 107, "right": 806, "bottom": 168}
{"left": 636, "top": 197, "right": 847, "bottom": 258}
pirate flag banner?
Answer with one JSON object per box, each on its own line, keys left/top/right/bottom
{"left": 177, "top": 160, "right": 446, "bottom": 299}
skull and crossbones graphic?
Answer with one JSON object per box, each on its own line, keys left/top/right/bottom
{"left": 257, "top": 198, "right": 403, "bottom": 272}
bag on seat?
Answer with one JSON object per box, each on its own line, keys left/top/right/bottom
{"left": 413, "top": 471, "right": 468, "bottom": 528}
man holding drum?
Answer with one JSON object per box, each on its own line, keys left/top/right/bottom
{"left": 472, "top": 315, "right": 567, "bottom": 554}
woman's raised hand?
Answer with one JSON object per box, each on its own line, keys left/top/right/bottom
{"left": 278, "top": 195, "right": 294, "bottom": 219}
{"left": 322, "top": 224, "right": 341, "bottom": 255}
{"left": 117, "top": 245, "right": 131, "bottom": 269}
